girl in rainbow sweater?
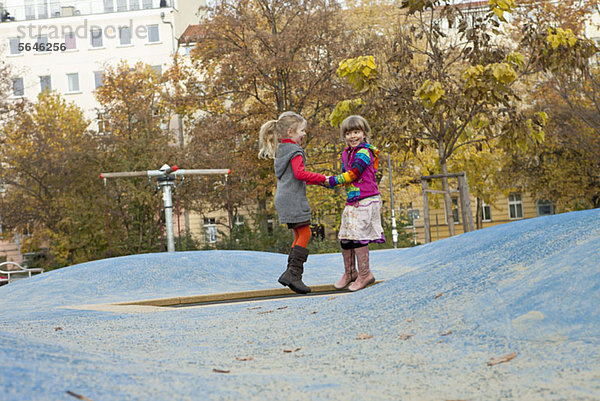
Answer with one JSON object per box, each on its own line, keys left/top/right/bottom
{"left": 327, "top": 115, "right": 385, "bottom": 291}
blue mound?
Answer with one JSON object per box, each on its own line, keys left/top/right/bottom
{"left": 1, "top": 209, "right": 599, "bottom": 400}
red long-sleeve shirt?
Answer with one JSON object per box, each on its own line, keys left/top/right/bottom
{"left": 281, "top": 139, "right": 326, "bottom": 185}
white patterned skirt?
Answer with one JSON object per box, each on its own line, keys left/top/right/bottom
{"left": 338, "top": 195, "right": 385, "bottom": 243}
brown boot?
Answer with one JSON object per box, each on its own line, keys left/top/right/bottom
{"left": 277, "top": 247, "right": 295, "bottom": 287}
{"left": 278, "top": 245, "right": 311, "bottom": 294}
{"left": 349, "top": 246, "right": 375, "bottom": 292}
{"left": 334, "top": 248, "right": 358, "bottom": 289}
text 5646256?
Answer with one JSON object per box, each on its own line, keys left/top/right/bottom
{"left": 18, "top": 42, "right": 67, "bottom": 52}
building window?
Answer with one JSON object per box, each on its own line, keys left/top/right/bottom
{"left": 67, "top": 73, "right": 79, "bottom": 92}
{"left": 234, "top": 215, "right": 245, "bottom": 226}
{"left": 151, "top": 65, "right": 162, "bottom": 75}
{"left": 117, "top": 0, "right": 128, "bottom": 11}
{"left": 12, "top": 78, "right": 24, "bottom": 97}
{"left": 50, "top": 1, "right": 61, "bottom": 18}
{"left": 104, "top": 0, "right": 114, "bottom": 12}
{"left": 482, "top": 201, "right": 492, "bottom": 222}
{"left": 451, "top": 197, "right": 460, "bottom": 223}
{"left": 36, "top": 36, "right": 50, "bottom": 52}
{"left": 9, "top": 38, "right": 21, "bottom": 55}
{"left": 25, "top": 0, "right": 36, "bottom": 20}
{"left": 130, "top": 0, "right": 140, "bottom": 10}
{"left": 406, "top": 208, "right": 420, "bottom": 227}
{"left": 203, "top": 218, "right": 217, "bottom": 244}
{"left": 508, "top": 193, "right": 523, "bottom": 219}
{"left": 64, "top": 32, "right": 76, "bottom": 50}
{"left": 91, "top": 28, "right": 103, "bottom": 48}
{"left": 536, "top": 200, "right": 555, "bottom": 216}
{"left": 183, "top": 44, "right": 195, "bottom": 56}
{"left": 143, "top": 0, "right": 153, "bottom": 9}
{"left": 147, "top": 25, "right": 160, "bottom": 43}
{"left": 119, "top": 26, "right": 131, "bottom": 45}
{"left": 399, "top": 203, "right": 418, "bottom": 227}
{"left": 38, "top": 1, "right": 49, "bottom": 19}
{"left": 97, "top": 110, "right": 110, "bottom": 133}
{"left": 94, "top": 71, "right": 104, "bottom": 89}
{"left": 40, "top": 75, "right": 52, "bottom": 92}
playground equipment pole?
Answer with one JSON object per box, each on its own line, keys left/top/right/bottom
{"left": 101, "top": 164, "right": 230, "bottom": 252}
{"left": 388, "top": 153, "right": 398, "bottom": 248}
{"left": 158, "top": 173, "right": 176, "bottom": 251}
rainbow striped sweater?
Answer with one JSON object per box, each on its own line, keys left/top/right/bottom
{"left": 328, "top": 143, "right": 380, "bottom": 203}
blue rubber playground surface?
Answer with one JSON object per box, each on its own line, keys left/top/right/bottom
{"left": 1, "top": 209, "right": 599, "bottom": 400}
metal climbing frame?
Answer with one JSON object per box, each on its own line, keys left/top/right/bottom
{"left": 100, "top": 164, "right": 230, "bottom": 252}
{"left": 421, "top": 172, "right": 475, "bottom": 243}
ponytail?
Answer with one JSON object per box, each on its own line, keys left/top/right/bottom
{"left": 258, "top": 111, "right": 305, "bottom": 160}
{"left": 258, "top": 120, "right": 279, "bottom": 159}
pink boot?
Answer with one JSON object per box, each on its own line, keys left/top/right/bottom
{"left": 334, "top": 248, "right": 358, "bottom": 289}
{"left": 349, "top": 246, "right": 375, "bottom": 292}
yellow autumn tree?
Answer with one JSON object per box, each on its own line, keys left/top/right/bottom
{"left": 0, "top": 92, "right": 105, "bottom": 267}
{"left": 510, "top": 0, "right": 600, "bottom": 209}
{"left": 331, "top": 0, "right": 547, "bottom": 237}
{"left": 95, "top": 60, "right": 183, "bottom": 255}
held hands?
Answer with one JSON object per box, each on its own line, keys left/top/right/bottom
{"left": 319, "top": 176, "right": 334, "bottom": 188}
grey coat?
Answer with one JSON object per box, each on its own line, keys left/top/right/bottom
{"left": 273, "top": 142, "right": 311, "bottom": 224}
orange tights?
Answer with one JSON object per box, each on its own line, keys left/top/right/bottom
{"left": 291, "top": 225, "right": 311, "bottom": 248}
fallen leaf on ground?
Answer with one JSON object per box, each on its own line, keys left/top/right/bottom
{"left": 54, "top": 327, "right": 63, "bottom": 331}
{"left": 257, "top": 310, "right": 274, "bottom": 315}
{"left": 487, "top": 352, "right": 517, "bottom": 366}
{"left": 356, "top": 333, "right": 373, "bottom": 340}
{"left": 434, "top": 293, "right": 443, "bottom": 299}
{"left": 277, "top": 306, "right": 288, "bottom": 310}
{"left": 213, "top": 368, "right": 230, "bottom": 373}
{"left": 399, "top": 333, "right": 414, "bottom": 340}
{"left": 327, "top": 296, "right": 337, "bottom": 300}
{"left": 66, "top": 391, "right": 93, "bottom": 401}
{"left": 283, "top": 347, "right": 301, "bottom": 353}
{"left": 406, "top": 318, "right": 413, "bottom": 323}
{"left": 247, "top": 306, "right": 261, "bottom": 310}
{"left": 441, "top": 330, "right": 453, "bottom": 336}
{"left": 310, "top": 311, "right": 318, "bottom": 314}
{"left": 235, "top": 356, "right": 254, "bottom": 361}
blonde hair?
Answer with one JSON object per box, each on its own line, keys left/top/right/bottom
{"left": 258, "top": 111, "right": 306, "bottom": 159}
{"left": 340, "top": 115, "right": 371, "bottom": 142}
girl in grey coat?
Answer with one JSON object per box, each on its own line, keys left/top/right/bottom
{"left": 258, "top": 111, "right": 327, "bottom": 293}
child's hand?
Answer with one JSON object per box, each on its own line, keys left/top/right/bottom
{"left": 321, "top": 176, "right": 333, "bottom": 188}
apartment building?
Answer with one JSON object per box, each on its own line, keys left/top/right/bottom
{"left": 1, "top": 0, "right": 202, "bottom": 121}
{"left": 399, "top": 190, "right": 556, "bottom": 245}
{"left": 0, "top": 0, "right": 206, "bottom": 263}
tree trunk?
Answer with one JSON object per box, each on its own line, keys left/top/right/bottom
{"left": 439, "top": 156, "right": 455, "bottom": 237}
{"left": 257, "top": 196, "right": 268, "bottom": 234}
